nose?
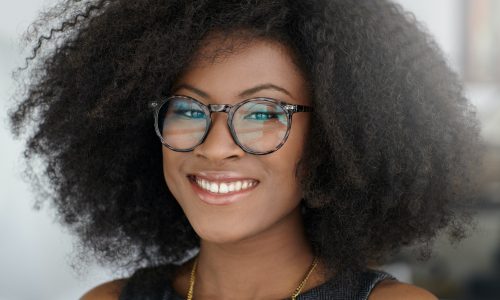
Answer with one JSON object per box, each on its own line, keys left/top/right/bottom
{"left": 192, "top": 112, "right": 245, "bottom": 161}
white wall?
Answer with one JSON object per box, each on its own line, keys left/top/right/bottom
{"left": 397, "top": 0, "right": 500, "bottom": 147}
{"left": 397, "top": 0, "right": 464, "bottom": 72}
{"left": 0, "top": 2, "right": 115, "bottom": 300}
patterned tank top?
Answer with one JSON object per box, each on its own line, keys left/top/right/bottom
{"left": 118, "top": 265, "right": 395, "bottom": 300}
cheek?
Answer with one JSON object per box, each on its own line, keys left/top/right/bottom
{"left": 162, "top": 149, "right": 172, "bottom": 179}
{"left": 279, "top": 117, "right": 310, "bottom": 173}
{"left": 272, "top": 116, "right": 310, "bottom": 195}
{"left": 161, "top": 149, "right": 184, "bottom": 196}
{"left": 262, "top": 140, "right": 306, "bottom": 201}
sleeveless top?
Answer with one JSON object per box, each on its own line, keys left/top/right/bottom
{"left": 118, "top": 265, "right": 396, "bottom": 300}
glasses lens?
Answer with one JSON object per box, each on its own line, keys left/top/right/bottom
{"left": 157, "top": 97, "right": 208, "bottom": 150}
{"left": 233, "top": 100, "right": 288, "bottom": 153}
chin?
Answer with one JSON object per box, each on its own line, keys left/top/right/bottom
{"left": 193, "top": 221, "right": 261, "bottom": 244}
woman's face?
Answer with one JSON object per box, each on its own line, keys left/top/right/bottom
{"left": 162, "top": 37, "right": 311, "bottom": 243}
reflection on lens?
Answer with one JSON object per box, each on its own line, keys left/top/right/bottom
{"left": 233, "top": 100, "right": 288, "bottom": 153}
{"left": 155, "top": 97, "right": 291, "bottom": 154}
{"left": 158, "top": 97, "right": 207, "bottom": 149}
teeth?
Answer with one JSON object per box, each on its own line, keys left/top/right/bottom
{"left": 219, "top": 183, "right": 228, "bottom": 193}
{"left": 194, "top": 177, "right": 257, "bottom": 194}
{"left": 209, "top": 182, "right": 218, "bottom": 193}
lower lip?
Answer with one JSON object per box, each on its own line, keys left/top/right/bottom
{"left": 188, "top": 177, "right": 259, "bottom": 206}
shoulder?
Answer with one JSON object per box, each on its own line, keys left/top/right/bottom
{"left": 80, "top": 278, "right": 128, "bottom": 300}
{"left": 368, "top": 279, "right": 438, "bottom": 300}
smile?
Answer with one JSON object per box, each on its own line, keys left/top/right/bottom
{"left": 193, "top": 177, "right": 258, "bottom": 194}
{"left": 187, "top": 175, "right": 260, "bottom": 205}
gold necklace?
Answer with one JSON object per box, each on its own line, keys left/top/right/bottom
{"left": 186, "top": 256, "right": 319, "bottom": 300}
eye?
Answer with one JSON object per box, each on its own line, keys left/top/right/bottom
{"left": 244, "top": 112, "right": 283, "bottom": 121}
{"left": 238, "top": 101, "right": 287, "bottom": 123}
{"left": 174, "top": 109, "right": 206, "bottom": 119}
{"left": 169, "top": 98, "right": 207, "bottom": 119}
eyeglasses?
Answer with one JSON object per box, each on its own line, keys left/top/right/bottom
{"left": 151, "top": 95, "right": 313, "bottom": 155}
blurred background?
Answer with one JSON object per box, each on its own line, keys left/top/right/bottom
{"left": 0, "top": 0, "right": 499, "bottom": 299}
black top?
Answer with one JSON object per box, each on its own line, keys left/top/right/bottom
{"left": 118, "top": 265, "right": 395, "bottom": 300}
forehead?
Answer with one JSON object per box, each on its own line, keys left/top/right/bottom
{"left": 172, "top": 35, "right": 311, "bottom": 106}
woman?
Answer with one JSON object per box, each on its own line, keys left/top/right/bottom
{"left": 9, "top": 0, "right": 480, "bottom": 299}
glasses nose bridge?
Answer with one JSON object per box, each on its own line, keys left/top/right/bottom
{"left": 206, "top": 104, "right": 233, "bottom": 127}
{"left": 198, "top": 103, "right": 241, "bottom": 157}
{"left": 207, "top": 103, "right": 232, "bottom": 114}
{"left": 205, "top": 102, "right": 234, "bottom": 135}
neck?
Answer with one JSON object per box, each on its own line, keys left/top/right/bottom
{"left": 188, "top": 206, "right": 325, "bottom": 300}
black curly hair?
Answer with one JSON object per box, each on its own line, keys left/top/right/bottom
{"left": 8, "top": 0, "right": 481, "bottom": 279}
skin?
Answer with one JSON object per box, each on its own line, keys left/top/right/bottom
{"left": 162, "top": 37, "right": 321, "bottom": 299}
{"left": 80, "top": 36, "right": 438, "bottom": 300}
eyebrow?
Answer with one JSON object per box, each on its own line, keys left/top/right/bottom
{"left": 171, "top": 83, "right": 292, "bottom": 99}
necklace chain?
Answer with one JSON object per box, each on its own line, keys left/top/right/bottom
{"left": 186, "top": 256, "right": 319, "bottom": 300}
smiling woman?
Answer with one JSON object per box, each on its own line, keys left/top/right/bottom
{"left": 8, "top": 0, "right": 480, "bottom": 299}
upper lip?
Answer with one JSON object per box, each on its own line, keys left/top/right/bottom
{"left": 188, "top": 171, "right": 259, "bottom": 182}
